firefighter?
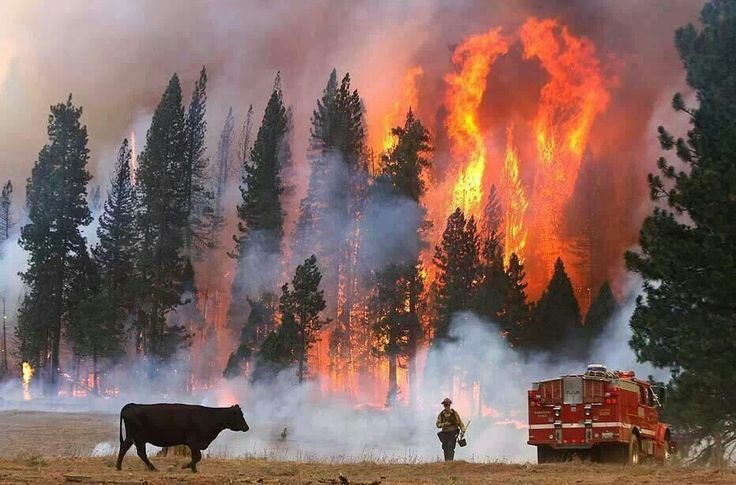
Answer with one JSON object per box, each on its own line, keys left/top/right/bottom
{"left": 436, "top": 397, "right": 465, "bottom": 461}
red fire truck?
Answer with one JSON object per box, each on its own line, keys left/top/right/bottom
{"left": 527, "top": 364, "right": 674, "bottom": 464}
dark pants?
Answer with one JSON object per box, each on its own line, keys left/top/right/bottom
{"left": 437, "top": 430, "right": 459, "bottom": 461}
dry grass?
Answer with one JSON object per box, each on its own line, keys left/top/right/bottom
{"left": 2, "top": 457, "right": 736, "bottom": 485}
{"left": 1, "top": 411, "right": 736, "bottom": 484}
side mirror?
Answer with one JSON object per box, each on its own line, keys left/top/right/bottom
{"left": 652, "top": 386, "right": 666, "bottom": 407}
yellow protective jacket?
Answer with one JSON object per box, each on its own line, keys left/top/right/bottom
{"left": 436, "top": 408, "right": 465, "bottom": 433}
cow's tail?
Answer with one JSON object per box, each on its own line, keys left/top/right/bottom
{"left": 119, "top": 407, "right": 126, "bottom": 444}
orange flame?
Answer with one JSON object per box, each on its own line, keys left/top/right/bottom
{"left": 380, "top": 66, "right": 424, "bottom": 155}
{"left": 22, "top": 361, "right": 33, "bottom": 401}
{"left": 500, "top": 124, "right": 528, "bottom": 263}
{"left": 520, "top": 17, "right": 609, "bottom": 294}
{"left": 445, "top": 28, "right": 510, "bottom": 220}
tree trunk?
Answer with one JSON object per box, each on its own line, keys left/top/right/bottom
{"left": 92, "top": 351, "right": 99, "bottom": 396}
{"left": 387, "top": 351, "right": 398, "bottom": 407}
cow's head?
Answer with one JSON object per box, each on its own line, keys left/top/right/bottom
{"left": 228, "top": 404, "right": 249, "bottom": 432}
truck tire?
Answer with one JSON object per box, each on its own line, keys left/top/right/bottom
{"left": 627, "top": 436, "right": 640, "bottom": 465}
{"left": 537, "top": 446, "right": 553, "bottom": 464}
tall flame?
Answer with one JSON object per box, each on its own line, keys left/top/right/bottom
{"left": 520, "top": 17, "right": 609, "bottom": 294}
{"left": 445, "top": 28, "right": 510, "bottom": 220}
{"left": 380, "top": 66, "right": 424, "bottom": 154}
{"left": 500, "top": 124, "right": 528, "bottom": 263}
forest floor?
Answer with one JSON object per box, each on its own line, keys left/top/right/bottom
{"left": 1, "top": 410, "right": 735, "bottom": 484}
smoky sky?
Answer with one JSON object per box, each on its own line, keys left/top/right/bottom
{"left": 0, "top": 0, "right": 702, "bottom": 201}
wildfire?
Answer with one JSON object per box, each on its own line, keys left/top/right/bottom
{"left": 519, "top": 17, "right": 610, "bottom": 293}
{"left": 380, "top": 66, "right": 424, "bottom": 154}
{"left": 500, "top": 125, "right": 528, "bottom": 263}
{"left": 445, "top": 28, "right": 510, "bottom": 221}
{"left": 22, "top": 361, "right": 33, "bottom": 401}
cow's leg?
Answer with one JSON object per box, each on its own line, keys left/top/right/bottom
{"left": 189, "top": 448, "right": 202, "bottom": 473}
{"left": 135, "top": 442, "right": 157, "bottom": 471}
{"left": 116, "top": 438, "right": 134, "bottom": 470}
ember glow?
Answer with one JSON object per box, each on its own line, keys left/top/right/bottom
{"left": 21, "top": 361, "right": 33, "bottom": 401}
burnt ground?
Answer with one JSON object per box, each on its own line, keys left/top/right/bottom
{"left": 1, "top": 411, "right": 735, "bottom": 484}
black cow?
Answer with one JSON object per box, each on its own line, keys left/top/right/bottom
{"left": 116, "top": 403, "right": 249, "bottom": 473}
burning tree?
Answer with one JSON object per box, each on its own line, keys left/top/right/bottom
{"left": 367, "top": 108, "right": 431, "bottom": 405}
{"left": 295, "top": 69, "right": 368, "bottom": 382}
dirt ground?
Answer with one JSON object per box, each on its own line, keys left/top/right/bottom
{"left": 1, "top": 411, "right": 735, "bottom": 484}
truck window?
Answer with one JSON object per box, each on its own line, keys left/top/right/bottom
{"left": 563, "top": 377, "right": 583, "bottom": 404}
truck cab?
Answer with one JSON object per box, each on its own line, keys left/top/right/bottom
{"left": 527, "top": 364, "right": 673, "bottom": 464}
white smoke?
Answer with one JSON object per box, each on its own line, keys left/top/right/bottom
{"left": 2, "top": 283, "right": 662, "bottom": 463}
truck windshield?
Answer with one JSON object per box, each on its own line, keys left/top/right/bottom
{"left": 563, "top": 377, "right": 583, "bottom": 404}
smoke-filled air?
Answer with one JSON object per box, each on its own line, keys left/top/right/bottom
{"left": 2, "top": 0, "right": 735, "bottom": 474}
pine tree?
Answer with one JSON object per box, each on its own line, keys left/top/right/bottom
{"left": 472, "top": 230, "right": 509, "bottom": 329}
{"left": 502, "top": 253, "right": 530, "bottom": 345}
{"left": 380, "top": 108, "right": 431, "bottom": 202}
{"left": 228, "top": 75, "right": 290, "bottom": 354}
{"left": 0, "top": 180, "right": 12, "bottom": 377}
{"left": 295, "top": 70, "right": 368, "bottom": 368}
{"left": 432, "top": 208, "right": 480, "bottom": 342}
{"left": 237, "top": 104, "right": 254, "bottom": 174}
{"left": 281, "top": 255, "right": 329, "bottom": 383}
{"left": 583, "top": 282, "right": 617, "bottom": 344}
{"left": 93, "top": 139, "right": 139, "bottom": 306}
{"left": 525, "top": 258, "right": 581, "bottom": 351}
{"left": 215, "top": 107, "right": 235, "bottom": 215}
{"left": 366, "top": 108, "right": 431, "bottom": 404}
{"left": 67, "top": 254, "right": 124, "bottom": 394}
{"left": 223, "top": 296, "right": 275, "bottom": 378}
{"left": 69, "top": 139, "right": 140, "bottom": 393}
{"left": 624, "top": 0, "right": 736, "bottom": 461}
{"left": 233, "top": 73, "right": 289, "bottom": 259}
{"left": 17, "top": 95, "right": 92, "bottom": 389}
{"left": 182, "top": 66, "right": 214, "bottom": 256}
{"left": 135, "top": 75, "right": 190, "bottom": 360}
{"left": 251, "top": 310, "right": 298, "bottom": 382}
{"left": 480, "top": 184, "right": 503, "bottom": 243}
{"left": 0, "top": 180, "right": 13, "bottom": 243}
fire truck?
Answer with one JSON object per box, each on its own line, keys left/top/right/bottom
{"left": 527, "top": 364, "right": 674, "bottom": 464}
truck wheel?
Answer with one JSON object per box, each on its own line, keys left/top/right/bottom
{"left": 537, "top": 446, "right": 552, "bottom": 464}
{"left": 627, "top": 436, "right": 640, "bottom": 465}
